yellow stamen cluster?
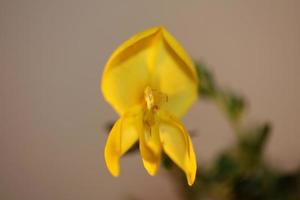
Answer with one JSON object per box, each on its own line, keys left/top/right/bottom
{"left": 144, "top": 86, "right": 168, "bottom": 111}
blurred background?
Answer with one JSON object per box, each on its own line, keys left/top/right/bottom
{"left": 1, "top": 0, "right": 300, "bottom": 199}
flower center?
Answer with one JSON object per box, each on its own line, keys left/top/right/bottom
{"left": 143, "top": 86, "right": 168, "bottom": 128}
{"left": 144, "top": 86, "right": 168, "bottom": 111}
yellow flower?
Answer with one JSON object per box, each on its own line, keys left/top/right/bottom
{"left": 101, "top": 26, "right": 198, "bottom": 186}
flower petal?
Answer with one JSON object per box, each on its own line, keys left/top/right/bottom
{"left": 101, "top": 26, "right": 198, "bottom": 117}
{"left": 158, "top": 111, "right": 197, "bottom": 185}
{"left": 104, "top": 115, "right": 139, "bottom": 176}
{"left": 142, "top": 159, "right": 160, "bottom": 176}
{"left": 150, "top": 28, "right": 198, "bottom": 117}
{"left": 139, "top": 117, "right": 162, "bottom": 176}
{"left": 101, "top": 27, "right": 161, "bottom": 115}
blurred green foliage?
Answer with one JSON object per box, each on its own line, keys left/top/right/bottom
{"left": 196, "top": 62, "right": 245, "bottom": 123}
{"left": 167, "top": 62, "right": 300, "bottom": 200}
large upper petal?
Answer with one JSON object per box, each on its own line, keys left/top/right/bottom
{"left": 158, "top": 111, "right": 197, "bottom": 186}
{"left": 101, "top": 26, "right": 198, "bottom": 117}
{"left": 101, "top": 27, "right": 157, "bottom": 115}
{"left": 151, "top": 28, "right": 198, "bottom": 117}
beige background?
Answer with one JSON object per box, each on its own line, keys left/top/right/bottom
{"left": 1, "top": 0, "right": 300, "bottom": 199}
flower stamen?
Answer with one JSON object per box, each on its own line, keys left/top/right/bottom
{"left": 144, "top": 86, "right": 168, "bottom": 111}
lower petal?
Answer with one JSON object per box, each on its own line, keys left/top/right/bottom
{"left": 139, "top": 118, "right": 162, "bottom": 176}
{"left": 158, "top": 111, "right": 197, "bottom": 186}
{"left": 142, "top": 158, "right": 160, "bottom": 176}
{"left": 104, "top": 115, "right": 139, "bottom": 176}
